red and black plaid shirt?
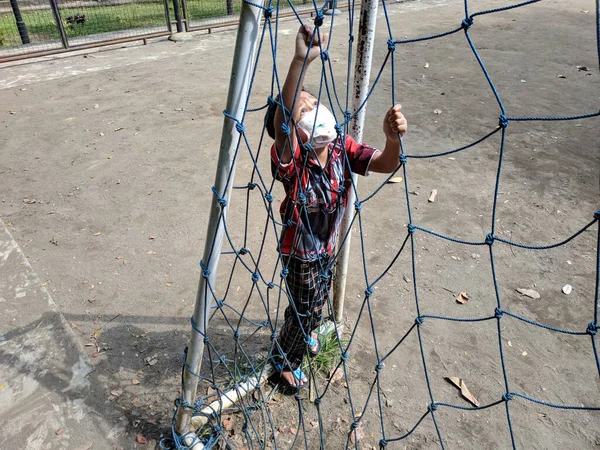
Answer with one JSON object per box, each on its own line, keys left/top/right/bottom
{"left": 271, "top": 135, "right": 378, "bottom": 261}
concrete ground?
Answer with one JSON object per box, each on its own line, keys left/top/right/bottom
{"left": 0, "top": 0, "right": 599, "bottom": 449}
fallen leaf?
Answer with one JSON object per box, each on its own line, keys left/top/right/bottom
{"left": 516, "top": 288, "right": 540, "bottom": 299}
{"left": 521, "top": 351, "right": 528, "bottom": 356}
{"left": 428, "top": 189, "right": 438, "bottom": 203}
{"left": 330, "top": 367, "right": 344, "bottom": 383}
{"left": 148, "top": 236, "right": 155, "bottom": 240}
{"left": 576, "top": 65, "right": 589, "bottom": 71}
{"left": 508, "top": 340, "right": 512, "bottom": 347}
{"left": 222, "top": 415, "right": 234, "bottom": 431}
{"left": 557, "top": 74, "right": 566, "bottom": 79}
{"left": 387, "top": 176, "right": 403, "bottom": 184}
{"left": 403, "top": 275, "right": 411, "bottom": 283}
{"left": 289, "top": 427, "right": 297, "bottom": 434}
{"left": 92, "top": 329, "right": 100, "bottom": 339}
{"left": 111, "top": 389, "right": 123, "bottom": 397}
{"left": 55, "top": 428, "right": 63, "bottom": 436}
{"left": 456, "top": 292, "right": 469, "bottom": 304}
{"left": 147, "top": 250, "right": 156, "bottom": 255}
{"left": 424, "top": 62, "right": 429, "bottom": 68}
{"left": 116, "top": 256, "right": 124, "bottom": 260}
{"left": 165, "top": 282, "right": 172, "bottom": 287}
{"left": 114, "top": 127, "right": 124, "bottom": 132}
{"left": 433, "top": 109, "right": 442, "bottom": 115}
{"left": 136, "top": 434, "right": 147, "bottom": 444}
{"left": 99, "top": 132, "right": 105, "bottom": 136}
{"left": 349, "top": 424, "right": 365, "bottom": 444}
{"left": 445, "top": 377, "right": 480, "bottom": 407}
{"left": 107, "top": 156, "right": 112, "bottom": 159}
{"left": 23, "top": 198, "right": 36, "bottom": 204}
{"left": 132, "top": 379, "right": 141, "bottom": 385}
{"left": 562, "top": 284, "right": 572, "bottom": 295}
{"left": 93, "top": 104, "right": 99, "bottom": 109}
{"left": 94, "top": 232, "right": 102, "bottom": 236}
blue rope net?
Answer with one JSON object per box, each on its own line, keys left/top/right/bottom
{"left": 167, "top": 0, "right": 600, "bottom": 448}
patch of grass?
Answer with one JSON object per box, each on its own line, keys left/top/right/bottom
{"left": 0, "top": 0, "right": 241, "bottom": 48}
{"left": 305, "top": 328, "right": 348, "bottom": 378}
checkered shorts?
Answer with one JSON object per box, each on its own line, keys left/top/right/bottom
{"left": 275, "top": 254, "right": 333, "bottom": 370}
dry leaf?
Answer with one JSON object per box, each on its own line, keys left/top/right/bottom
{"left": 562, "top": 284, "right": 572, "bottom": 295}
{"left": 147, "top": 250, "right": 156, "bottom": 255}
{"left": 114, "top": 127, "right": 124, "bottom": 132}
{"left": 222, "top": 416, "right": 234, "bottom": 431}
{"left": 428, "top": 189, "right": 438, "bottom": 203}
{"left": 99, "top": 132, "right": 105, "bottom": 136}
{"left": 94, "top": 232, "right": 102, "bottom": 236}
{"left": 131, "top": 397, "right": 138, "bottom": 405}
{"left": 132, "top": 379, "right": 141, "bottom": 385}
{"left": 349, "top": 424, "right": 365, "bottom": 444}
{"left": 92, "top": 329, "right": 100, "bottom": 339}
{"left": 330, "top": 367, "right": 344, "bottom": 383}
{"left": 110, "top": 389, "right": 123, "bottom": 397}
{"left": 444, "top": 377, "right": 480, "bottom": 407}
{"left": 516, "top": 288, "right": 540, "bottom": 299}
{"left": 289, "top": 427, "right": 297, "bottom": 434}
{"left": 424, "top": 62, "right": 429, "bottom": 68}
{"left": 576, "top": 65, "right": 589, "bottom": 71}
{"left": 387, "top": 176, "right": 403, "bottom": 184}
{"left": 136, "top": 434, "right": 148, "bottom": 444}
{"left": 165, "top": 282, "right": 172, "bottom": 287}
{"left": 23, "top": 198, "right": 36, "bottom": 204}
{"left": 433, "top": 109, "right": 442, "bottom": 115}
{"left": 521, "top": 351, "right": 528, "bottom": 357}
{"left": 456, "top": 292, "right": 469, "bottom": 304}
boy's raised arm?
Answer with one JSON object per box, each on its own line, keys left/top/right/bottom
{"left": 274, "top": 25, "right": 328, "bottom": 164}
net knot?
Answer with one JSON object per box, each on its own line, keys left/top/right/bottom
{"left": 461, "top": 17, "right": 473, "bottom": 30}
{"left": 267, "top": 95, "right": 276, "bottom": 106}
{"left": 267, "top": 282, "right": 275, "bottom": 289}
{"left": 215, "top": 425, "right": 223, "bottom": 433}
{"left": 498, "top": 114, "right": 509, "bottom": 128}
{"left": 587, "top": 322, "right": 598, "bottom": 336}
{"left": 379, "top": 439, "right": 388, "bottom": 448}
{"left": 302, "top": 142, "right": 314, "bottom": 154}
{"left": 354, "top": 201, "right": 362, "bottom": 212}
{"left": 271, "top": 332, "right": 278, "bottom": 340}
{"left": 239, "top": 247, "right": 248, "bottom": 255}
{"left": 320, "top": 271, "right": 330, "bottom": 281}
{"left": 340, "top": 351, "right": 349, "bottom": 362}
{"left": 495, "top": 308, "right": 503, "bottom": 319}
{"left": 399, "top": 154, "right": 407, "bottom": 164}
{"left": 314, "top": 13, "right": 324, "bottom": 27}
{"left": 321, "top": 50, "right": 329, "bottom": 61}
{"left": 287, "top": 219, "right": 296, "bottom": 227}
{"left": 216, "top": 299, "right": 224, "bottom": 307}
{"left": 295, "top": 393, "right": 302, "bottom": 401}
{"left": 348, "top": 34, "right": 354, "bottom": 43}
{"left": 281, "top": 123, "right": 291, "bottom": 135}
{"left": 334, "top": 123, "right": 343, "bottom": 135}
{"left": 263, "top": 5, "right": 273, "bottom": 19}
{"left": 247, "top": 182, "right": 257, "bottom": 190}
{"left": 344, "top": 110, "right": 352, "bottom": 121}
{"left": 265, "top": 192, "right": 274, "bottom": 203}
{"left": 375, "top": 363, "right": 383, "bottom": 371}
{"left": 212, "top": 186, "right": 227, "bottom": 207}
{"left": 235, "top": 122, "right": 246, "bottom": 133}
{"left": 428, "top": 402, "right": 438, "bottom": 412}
{"left": 485, "top": 233, "right": 494, "bottom": 245}
{"left": 204, "top": 336, "right": 209, "bottom": 343}
{"left": 594, "top": 210, "right": 600, "bottom": 220}
{"left": 252, "top": 271, "right": 260, "bottom": 282}
{"left": 350, "top": 422, "right": 359, "bottom": 430}
{"left": 503, "top": 392, "right": 513, "bottom": 402}
{"left": 415, "top": 316, "right": 424, "bottom": 325}
{"left": 200, "top": 260, "right": 211, "bottom": 278}
{"left": 280, "top": 268, "right": 289, "bottom": 278}
{"left": 233, "top": 330, "right": 240, "bottom": 340}
{"left": 298, "top": 193, "right": 307, "bottom": 204}
{"left": 314, "top": 397, "right": 322, "bottom": 405}
{"left": 407, "top": 223, "right": 415, "bottom": 234}
{"left": 365, "top": 286, "right": 374, "bottom": 297}
{"left": 387, "top": 39, "right": 396, "bottom": 52}
{"left": 261, "top": 319, "right": 269, "bottom": 327}
{"left": 338, "top": 185, "right": 346, "bottom": 193}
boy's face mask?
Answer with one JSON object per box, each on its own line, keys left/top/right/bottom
{"left": 297, "top": 104, "right": 337, "bottom": 148}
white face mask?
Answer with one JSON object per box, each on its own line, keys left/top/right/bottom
{"left": 297, "top": 104, "right": 337, "bottom": 148}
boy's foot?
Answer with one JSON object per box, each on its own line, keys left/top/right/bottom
{"left": 308, "top": 332, "right": 321, "bottom": 357}
{"left": 281, "top": 367, "right": 308, "bottom": 388}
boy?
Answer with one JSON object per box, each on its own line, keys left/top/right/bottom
{"left": 265, "top": 25, "right": 407, "bottom": 388}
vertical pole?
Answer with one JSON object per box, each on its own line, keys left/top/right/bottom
{"left": 332, "top": 0, "right": 378, "bottom": 324}
{"left": 49, "top": 0, "right": 68, "bottom": 49}
{"left": 163, "top": 0, "right": 172, "bottom": 33}
{"left": 10, "top": 0, "right": 30, "bottom": 45}
{"left": 174, "top": 0, "right": 265, "bottom": 438}
{"left": 180, "top": 0, "right": 189, "bottom": 32}
{"left": 172, "top": 0, "right": 183, "bottom": 33}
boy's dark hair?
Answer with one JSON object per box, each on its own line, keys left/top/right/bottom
{"left": 264, "top": 94, "right": 280, "bottom": 140}
{"left": 264, "top": 88, "right": 310, "bottom": 140}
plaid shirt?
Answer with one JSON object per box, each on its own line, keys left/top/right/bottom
{"left": 271, "top": 135, "right": 379, "bottom": 261}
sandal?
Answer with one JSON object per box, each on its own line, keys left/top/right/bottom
{"left": 307, "top": 334, "right": 321, "bottom": 358}
{"left": 274, "top": 363, "right": 308, "bottom": 389}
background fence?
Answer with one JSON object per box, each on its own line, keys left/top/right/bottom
{"left": 0, "top": 0, "right": 320, "bottom": 61}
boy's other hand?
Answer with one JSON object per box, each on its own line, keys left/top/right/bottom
{"left": 295, "top": 25, "right": 329, "bottom": 64}
{"left": 383, "top": 104, "right": 407, "bottom": 141}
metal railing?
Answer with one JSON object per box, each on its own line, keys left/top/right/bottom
{"left": 0, "top": 0, "right": 337, "bottom": 62}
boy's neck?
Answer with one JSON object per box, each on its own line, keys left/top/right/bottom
{"left": 309, "top": 146, "right": 329, "bottom": 167}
